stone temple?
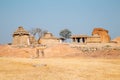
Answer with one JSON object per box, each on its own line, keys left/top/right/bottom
{"left": 12, "top": 26, "right": 38, "bottom": 46}
{"left": 12, "top": 26, "right": 30, "bottom": 45}
{"left": 38, "top": 32, "right": 60, "bottom": 45}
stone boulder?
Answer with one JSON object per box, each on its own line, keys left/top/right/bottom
{"left": 92, "top": 28, "right": 110, "bottom": 43}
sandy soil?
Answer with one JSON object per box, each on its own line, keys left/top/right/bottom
{"left": 0, "top": 44, "right": 120, "bottom": 80}
{"left": 0, "top": 57, "right": 120, "bottom": 80}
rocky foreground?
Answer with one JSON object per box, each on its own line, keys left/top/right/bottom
{"left": 0, "top": 43, "right": 120, "bottom": 58}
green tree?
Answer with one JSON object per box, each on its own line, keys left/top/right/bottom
{"left": 59, "top": 29, "right": 72, "bottom": 40}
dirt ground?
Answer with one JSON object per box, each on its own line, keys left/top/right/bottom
{"left": 0, "top": 57, "right": 120, "bottom": 80}
{"left": 0, "top": 44, "right": 120, "bottom": 80}
{"left": 0, "top": 43, "right": 120, "bottom": 58}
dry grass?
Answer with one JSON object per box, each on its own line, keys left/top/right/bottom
{"left": 0, "top": 57, "right": 120, "bottom": 80}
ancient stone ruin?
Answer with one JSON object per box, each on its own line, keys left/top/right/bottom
{"left": 71, "top": 28, "right": 111, "bottom": 43}
{"left": 29, "top": 36, "right": 38, "bottom": 45}
{"left": 92, "top": 28, "right": 111, "bottom": 43}
{"left": 12, "top": 26, "right": 37, "bottom": 46}
{"left": 71, "top": 35, "right": 88, "bottom": 43}
{"left": 112, "top": 37, "right": 120, "bottom": 43}
{"left": 12, "top": 27, "right": 111, "bottom": 46}
{"left": 38, "top": 32, "right": 60, "bottom": 45}
{"left": 12, "top": 26, "right": 30, "bottom": 45}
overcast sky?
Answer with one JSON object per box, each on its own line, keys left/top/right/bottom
{"left": 0, "top": 0, "right": 120, "bottom": 43}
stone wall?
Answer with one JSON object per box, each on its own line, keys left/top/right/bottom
{"left": 87, "top": 36, "right": 101, "bottom": 43}
{"left": 39, "top": 38, "right": 60, "bottom": 45}
{"left": 13, "top": 35, "right": 30, "bottom": 45}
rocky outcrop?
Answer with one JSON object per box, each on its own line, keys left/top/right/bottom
{"left": 92, "top": 28, "right": 111, "bottom": 43}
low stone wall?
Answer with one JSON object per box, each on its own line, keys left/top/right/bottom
{"left": 70, "top": 43, "right": 120, "bottom": 53}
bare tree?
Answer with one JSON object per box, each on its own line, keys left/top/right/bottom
{"left": 29, "top": 28, "right": 48, "bottom": 39}
{"left": 29, "top": 28, "right": 38, "bottom": 36}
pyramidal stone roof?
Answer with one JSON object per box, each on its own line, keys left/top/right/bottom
{"left": 41, "top": 32, "right": 59, "bottom": 39}
{"left": 13, "top": 26, "right": 29, "bottom": 36}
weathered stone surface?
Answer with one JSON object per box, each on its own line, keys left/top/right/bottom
{"left": 13, "top": 26, "right": 30, "bottom": 45}
{"left": 38, "top": 32, "right": 60, "bottom": 45}
{"left": 112, "top": 37, "right": 120, "bottom": 43}
{"left": 92, "top": 28, "right": 111, "bottom": 43}
{"left": 29, "top": 36, "right": 37, "bottom": 45}
{"left": 13, "top": 26, "right": 38, "bottom": 46}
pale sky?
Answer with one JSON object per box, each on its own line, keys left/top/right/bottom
{"left": 0, "top": 0, "right": 120, "bottom": 43}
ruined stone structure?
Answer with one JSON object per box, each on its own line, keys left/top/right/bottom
{"left": 13, "top": 26, "right": 30, "bottom": 45}
{"left": 71, "top": 34, "right": 101, "bottom": 43}
{"left": 38, "top": 32, "right": 60, "bottom": 45}
{"left": 112, "top": 37, "right": 120, "bottom": 43}
{"left": 71, "top": 35, "right": 88, "bottom": 43}
{"left": 92, "top": 28, "right": 110, "bottom": 43}
{"left": 71, "top": 28, "right": 110, "bottom": 43}
{"left": 87, "top": 34, "right": 101, "bottom": 43}
{"left": 13, "top": 27, "right": 110, "bottom": 45}
{"left": 29, "top": 36, "right": 38, "bottom": 45}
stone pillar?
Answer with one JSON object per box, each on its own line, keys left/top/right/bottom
{"left": 79, "top": 38, "right": 81, "bottom": 43}
{"left": 80, "top": 38, "right": 83, "bottom": 43}
{"left": 84, "top": 38, "right": 87, "bottom": 43}
{"left": 75, "top": 37, "right": 77, "bottom": 43}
